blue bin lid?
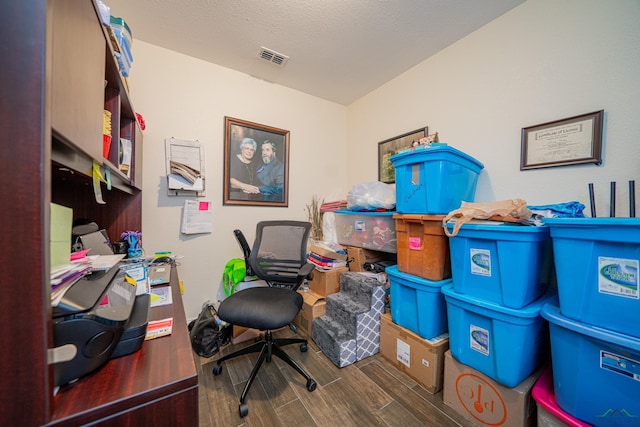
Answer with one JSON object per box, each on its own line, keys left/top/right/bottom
{"left": 542, "top": 217, "right": 640, "bottom": 242}
{"left": 334, "top": 209, "right": 395, "bottom": 216}
{"left": 442, "top": 283, "right": 556, "bottom": 318}
{"left": 444, "top": 221, "right": 550, "bottom": 240}
{"left": 541, "top": 303, "right": 640, "bottom": 352}
{"left": 386, "top": 265, "right": 452, "bottom": 288}
{"left": 389, "top": 144, "right": 484, "bottom": 171}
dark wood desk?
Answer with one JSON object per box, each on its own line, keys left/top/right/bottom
{"left": 49, "top": 267, "right": 198, "bottom": 426}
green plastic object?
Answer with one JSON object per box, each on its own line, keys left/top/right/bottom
{"left": 222, "top": 258, "right": 247, "bottom": 297}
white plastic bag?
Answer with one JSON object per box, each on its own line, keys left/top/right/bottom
{"left": 347, "top": 181, "right": 396, "bottom": 211}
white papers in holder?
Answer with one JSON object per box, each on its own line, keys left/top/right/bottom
{"left": 181, "top": 200, "right": 213, "bottom": 234}
{"left": 165, "top": 138, "right": 205, "bottom": 192}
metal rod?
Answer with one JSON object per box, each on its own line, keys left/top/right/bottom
{"left": 588, "top": 183, "right": 596, "bottom": 218}
{"left": 610, "top": 181, "right": 616, "bottom": 217}
{"left": 630, "top": 180, "right": 636, "bottom": 218}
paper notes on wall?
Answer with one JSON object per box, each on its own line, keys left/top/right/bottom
{"left": 181, "top": 200, "right": 213, "bottom": 234}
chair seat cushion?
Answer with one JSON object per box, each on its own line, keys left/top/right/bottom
{"left": 217, "top": 287, "right": 303, "bottom": 330}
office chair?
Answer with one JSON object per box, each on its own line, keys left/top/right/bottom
{"left": 213, "top": 220, "right": 317, "bottom": 418}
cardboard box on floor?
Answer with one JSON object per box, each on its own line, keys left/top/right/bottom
{"left": 231, "top": 325, "right": 261, "bottom": 345}
{"left": 293, "top": 291, "right": 326, "bottom": 336}
{"left": 308, "top": 266, "right": 348, "bottom": 296}
{"left": 443, "top": 350, "right": 541, "bottom": 427}
{"left": 379, "top": 312, "right": 449, "bottom": 394}
{"left": 347, "top": 246, "right": 395, "bottom": 272}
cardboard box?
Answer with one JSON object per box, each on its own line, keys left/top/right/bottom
{"left": 443, "top": 350, "right": 541, "bottom": 427}
{"left": 231, "top": 325, "right": 261, "bottom": 344}
{"left": 308, "top": 267, "right": 347, "bottom": 296}
{"left": 293, "top": 291, "right": 326, "bottom": 336}
{"left": 379, "top": 312, "right": 449, "bottom": 394}
{"left": 347, "top": 246, "right": 395, "bottom": 272}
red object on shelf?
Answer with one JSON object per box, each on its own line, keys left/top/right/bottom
{"left": 136, "top": 112, "right": 146, "bottom": 130}
{"left": 102, "top": 134, "right": 112, "bottom": 158}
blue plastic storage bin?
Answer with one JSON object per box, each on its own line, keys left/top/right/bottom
{"left": 442, "top": 284, "right": 553, "bottom": 387}
{"left": 541, "top": 303, "right": 640, "bottom": 425}
{"left": 390, "top": 144, "right": 484, "bottom": 214}
{"left": 543, "top": 217, "right": 640, "bottom": 339}
{"left": 387, "top": 266, "right": 449, "bottom": 340}
{"left": 446, "top": 222, "right": 552, "bottom": 309}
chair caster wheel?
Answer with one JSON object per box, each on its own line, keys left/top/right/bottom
{"left": 300, "top": 343, "right": 308, "bottom": 352}
{"left": 239, "top": 403, "right": 249, "bottom": 418}
{"left": 212, "top": 364, "right": 223, "bottom": 376}
{"left": 306, "top": 378, "right": 317, "bottom": 392}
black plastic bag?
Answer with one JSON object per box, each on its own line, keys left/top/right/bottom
{"left": 188, "top": 303, "right": 230, "bottom": 357}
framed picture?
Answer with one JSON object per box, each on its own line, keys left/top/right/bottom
{"left": 521, "top": 110, "right": 603, "bottom": 170}
{"left": 223, "top": 116, "right": 290, "bottom": 207}
{"left": 378, "top": 127, "right": 428, "bottom": 183}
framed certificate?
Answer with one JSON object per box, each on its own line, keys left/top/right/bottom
{"left": 520, "top": 110, "right": 603, "bottom": 170}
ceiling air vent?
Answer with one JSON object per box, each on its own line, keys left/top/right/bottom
{"left": 257, "top": 46, "right": 289, "bottom": 67}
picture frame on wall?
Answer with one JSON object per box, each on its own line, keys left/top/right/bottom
{"left": 520, "top": 110, "right": 603, "bottom": 170}
{"left": 378, "top": 127, "right": 428, "bottom": 183}
{"left": 223, "top": 116, "right": 290, "bottom": 207}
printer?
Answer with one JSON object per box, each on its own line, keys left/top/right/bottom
{"left": 52, "top": 266, "right": 150, "bottom": 386}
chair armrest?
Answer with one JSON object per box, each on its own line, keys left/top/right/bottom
{"left": 298, "top": 262, "right": 315, "bottom": 279}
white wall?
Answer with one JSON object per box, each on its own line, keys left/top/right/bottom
{"left": 348, "top": 0, "right": 640, "bottom": 212}
{"left": 126, "top": 45, "right": 348, "bottom": 319}
{"left": 129, "top": 0, "right": 639, "bottom": 319}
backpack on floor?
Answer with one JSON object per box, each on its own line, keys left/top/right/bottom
{"left": 188, "top": 303, "right": 230, "bottom": 358}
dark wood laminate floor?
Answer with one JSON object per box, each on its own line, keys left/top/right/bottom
{"left": 195, "top": 327, "right": 468, "bottom": 427}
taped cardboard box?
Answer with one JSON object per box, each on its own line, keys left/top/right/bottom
{"left": 293, "top": 291, "right": 326, "bottom": 336}
{"left": 308, "top": 266, "right": 348, "bottom": 296}
{"left": 443, "top": 350, "right": 541, "bottom": 427}
{"left": 379, "top": 312, "right": 449, "bottom": 394}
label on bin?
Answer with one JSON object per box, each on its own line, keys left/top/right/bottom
{"left": 600, "top": 350, "right": 640, "bottom": 381}
{"left": 409, "top": 236, "right": 422, "bottom": 250}
{"left": 470, "top": 324, "right": 490, "bottom": 356}
{"left": 470, "top": 249, "right": 491, "bottom": 277}
{"left": 355, "top": 220, "right": 366, "bottom": 231}
{"left": 598, "top": 257, "right": 639, "bottom": 300}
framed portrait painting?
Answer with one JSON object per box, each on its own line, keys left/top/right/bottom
{"left": 223, "top": 117, "right": 290, "bottom": 207}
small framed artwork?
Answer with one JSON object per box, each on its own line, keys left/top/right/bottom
{"left": 520, "top": 110, "right": 604, "bottom": 170}
{"left": 223, "top": 116, "right": 290, "bottom": 207}
{"left": 378, "top": 127, "right": 428, "bottom": 183}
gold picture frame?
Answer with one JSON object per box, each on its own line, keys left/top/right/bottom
{"left": 223, "top": 117, "right": 290, "bottom": 207}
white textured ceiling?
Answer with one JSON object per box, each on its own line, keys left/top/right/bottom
{"left": 105, "top": 0, "right": 525, "bottom": 105}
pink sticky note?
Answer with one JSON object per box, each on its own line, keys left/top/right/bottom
{"left": 409, "top": 236, "right": 422, "bottom": 250}
{"left": 199, "top": 201, "right": 209, "bottom": 210}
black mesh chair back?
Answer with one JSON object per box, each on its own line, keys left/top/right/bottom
{"left": 213, "top": 220, "right": 317, "bottom": 418}
{"left": 249, "top": 220, "right": 311, "bottom": 288}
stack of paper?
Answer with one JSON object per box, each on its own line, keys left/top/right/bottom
{"left": 50, "top": 261, "right": 93, "bottom": 306}
{"left": 308, "top": 241, "right": 348, "bottom": 271}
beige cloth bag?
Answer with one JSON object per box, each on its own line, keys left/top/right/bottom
{"left": 442, "top": 199, "right": 532, "bottom": 237}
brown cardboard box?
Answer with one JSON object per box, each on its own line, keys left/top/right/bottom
{"left": 231, "top": 325, "right": 261, "bottom": 344}
{"left": 308, "top": 266, "right": 348, "bottom": 296}
{"left": 443, "top": 350, "right": 541, "bottom": 427}
{"left": 379, "top": 312, "right": 449, "bottom": 394}
{"left": 347, "top": 246, "right": 395, "bottom": 272}
{"left": 293, "top": 291, "right": 326, "bottom": 336}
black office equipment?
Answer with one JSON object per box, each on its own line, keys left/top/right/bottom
{"left": 52, "top": 267, "right": 137, "bottom": 386}
{"left": 111, "top": 293, "right": 150, "bottom": 358}
{"left": 212, "top": 221, "right": 317, "bottom": 418}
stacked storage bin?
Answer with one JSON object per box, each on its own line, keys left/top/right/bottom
{"left": 540, "top": 217, "right": 640, "bottom": 425}
{"left": 387, "top": 144, "right": 484, "bottom": 341}
{"left": 442, "top": 220, "right": 554, "bottom": 387}
{"left": 110, "top": 16, "right": 134, "bottom": 77}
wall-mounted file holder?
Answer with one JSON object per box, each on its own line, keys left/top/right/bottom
{"left": 165, "top": 137, "right": 206, "bottom": 196}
